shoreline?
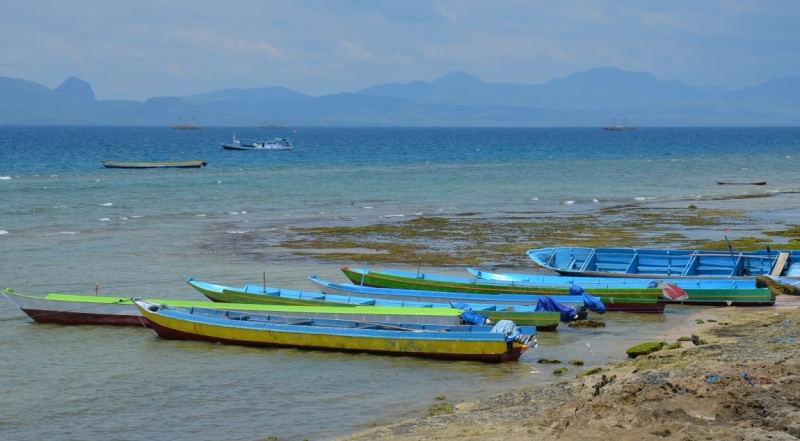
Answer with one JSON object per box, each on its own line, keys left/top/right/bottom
{"left": 337, "top": 300, "right": 800, "bottom": 441}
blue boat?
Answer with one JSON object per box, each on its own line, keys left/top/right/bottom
{"left": 466, "top": 268, "right": 762, "bottom": 289}
{"left": 526, "top": 247, "right": 800, "bottom": 279}
{"left": 306, "top": 276, "right": 605, "bottom": 315}
{"left": 185, "top": 278, "right": 588, "bottom": 330}
{"left": 133, "top": 299, "right": 535, "bottom": 362}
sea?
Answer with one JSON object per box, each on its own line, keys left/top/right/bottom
{"left": 2, "top": 126, "right": 800, "bottom": 440}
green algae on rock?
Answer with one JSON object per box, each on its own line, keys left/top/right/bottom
{"left": 626, "top": 342, "right": 666, "bottom": 358}
{"left": 553, "top": 367, "right": 568, "bottom": 376}
{"left": 576, "top": 367, "right": 604, "bottom": 377}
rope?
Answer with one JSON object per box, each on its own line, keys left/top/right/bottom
{"left": 137, "top": 314, "right": 159, "bottom": 337}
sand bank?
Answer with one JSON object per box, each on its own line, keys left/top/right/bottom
{"left": 338, "top": 303, "right": 800, "bottom": 441}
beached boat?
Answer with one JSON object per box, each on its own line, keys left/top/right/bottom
{"left": 716, "top": 181, "right": 767, "bottom": 185}
{"left": 2, "top": 289, "right": 523, "bottom": 328}
{"left": 340, "top": 267, "right": 666, "bottom": 313}
{"left": 185, "top": 278, "right": 567, "bottom": 330}
{"left": 99, "top": 159, "right": 207, "bottom": 169}
{"left": 466, "top": 269, "right": 779, "bottom": 306}
{"left": 133, "top": 299, "right": 534, "bottom": 362}
{"left": 527, "top": 247, "right": 800, "bottom": 279}
{"left": 221, "top": 133, "right": 293, "bottom": 150}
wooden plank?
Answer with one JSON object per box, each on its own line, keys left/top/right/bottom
{"left": 771, "top": 252, "right": 790, "bottom": 276}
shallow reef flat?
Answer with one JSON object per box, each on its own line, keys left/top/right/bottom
{"left": 338, "top": 306, "right": 800, "bottom": 441}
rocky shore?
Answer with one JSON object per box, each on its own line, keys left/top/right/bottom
{"left": 338, "top": 304, "right": 800, "bottom": 441}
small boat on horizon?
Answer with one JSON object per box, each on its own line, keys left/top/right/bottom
{"left": 716, "top": 181, "right": 767, "bottom": 185}
{"left": 261, "top": 118, "right": 284, "bottom": 129}
{"left": 169, "top": 116, "right": 204, "bottom": 130}
{"left": 221, "top": 133, "right": 293, "bottom": 150}
{"left": 601, "top": 118, "right": 638, "bottom": 131}
{"left": 99, "top": 159, "right": 207, "bottom": 169}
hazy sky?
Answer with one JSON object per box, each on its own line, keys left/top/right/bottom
{"left": 1, "top": 1, "right": 798, "bottom": 100}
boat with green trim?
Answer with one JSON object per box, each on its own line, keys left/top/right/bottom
{"left": 340, "top": 266, "right": 667, "bottom": 313}
{"left": 185, "top": 279, "right": 564, "bottom": 330}
{"left": 466, "top": 269, "right": 778, "bottom": 306}
{"left": 133, "top": 299, "right": 534, "bottom": 362}
{"left": 2, "top": 289, "right": 525, "bottom": 328}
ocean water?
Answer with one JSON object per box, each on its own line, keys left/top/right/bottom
{"left": 2, "top": 126, "right": 800, "bottom": 440}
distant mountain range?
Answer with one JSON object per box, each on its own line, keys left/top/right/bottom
{"left": 1, "top": 67, "right": 798, "bottom": 126}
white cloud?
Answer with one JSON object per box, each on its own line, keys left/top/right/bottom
{"left": 337, "top": 40, "right": 376, "bottom": 63}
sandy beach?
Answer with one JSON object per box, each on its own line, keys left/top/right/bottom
{"left": 338, "top": 299, "right": 800, "bottom": 441}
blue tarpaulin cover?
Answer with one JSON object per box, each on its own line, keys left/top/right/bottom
{"left": 451, "top": 302, "right": 490, "bottom": 326}
{"left": 569, "top": 285, "right": 607, "bottom": 314}
{"left": 534, "top": 297, "right": 578, "bottom": 323}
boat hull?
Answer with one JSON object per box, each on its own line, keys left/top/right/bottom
{"left": 527, "top": 247, "right": 800, "bottom": 279}
{"left": 467, "top": 269, "right": 776, "bottom": 306}
{"left": 186, "top": 279, "right": 564, "bottom": 330}
{"left": 341, "top": 267, "right": 666, "bottom": 313}
{"left": 135, "top": 302, "right": 529, "bottom": 362}
{"left": 99, "top": 160, "right": 206, "bottom": 169}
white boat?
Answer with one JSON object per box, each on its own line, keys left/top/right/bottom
{"left": 221, "top": 133, "right": 293, "bottom": 151}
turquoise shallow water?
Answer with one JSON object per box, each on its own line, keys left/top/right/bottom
{"left": 2, "top": 126, "right": 800, "bottom": 440}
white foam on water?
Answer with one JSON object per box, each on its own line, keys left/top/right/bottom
{"left": 229, "top": 212, "right": 239, "bottom": 215}
{"left": 318, "top": 212, "right": 331, "bottom": 215}
{"left": 413, "top": 212, "right": 423, "bottom": 216}
{"left": 240, "top": 211, "right": 247, "bottom": 214}
{"left": 563, "top": 200, "right": 575, "bottom": 205}
{"left": 0, "top": 230, "right": 8, "bottom": 235}
{"left": 0, "top": 176, "right": 10, "bottom": 180}
{"left": 194, "top": 214, "right": 206, "bottom": 217}
{"left": 131, "top": 215, "right": 142, "bottom": 218}
{"left": 226, "top": 230, "right": 248, "bottom": 234}
{"left": 217, "top": 181, "right": 222, "bottom": 184}
{"left": 260, "top": 228, "right": 277, "bottom": 231}
{"left": 362, "top": 206, "right": 373, "bottom": 209}
{"left": 37, "top": 231, "right": 80, "bottom": 237}
{"left": 119, "top": 217, "right": 128, "bottom": 220}
{"left": 95, "top": 179, "right": 100, "bottom": 182}
{"left": 530, "top": 197, "right": 538, "bottom": 201}
{"left": 385, "top": 214, "right": 405, "bottom": 218}
{"left": 593, "top": 199, "right": 599, "bottom": 203}
{"left": 50, "top": 175, "right": 58, "bottom": 178}
{"left": 100, "top": 202, "right": 113, "bottom": 206}
{"left": 99, "top": 218, "right": 111, "bottom": 222}
{"left": 634, "top": 197, "right": 646, "bottom": 201}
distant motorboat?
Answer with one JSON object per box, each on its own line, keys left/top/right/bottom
{"left": 601, "top": 118, "right": 638, "bottom": 131}
{"left": 221, "top": 133, "right": 293, "bottom": 150}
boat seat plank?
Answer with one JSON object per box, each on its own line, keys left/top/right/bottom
{"left": 772, "top": 252, "right": 790, "bottom": 277}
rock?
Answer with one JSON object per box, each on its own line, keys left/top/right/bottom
{"left": 677, "top": 336, "right": 692, "bottom": 341}
{"left": 553, "top": 367, "right": 568, "bottom": 376}
{"left": 626, "top": 341, "right": 666, "bottom": 358}
{"left": 54, "top": 77, "right": 95, "bottom": 100}
{"left": 707, "top": 319, "right": 717, "bottom": 322}
{"left": 691, "top": 333, "right": 707, "bottom": 346}
{"left": 665, "top": 342, "right": 682, "bottom": 350}
{"left": 577, "top": 367, "right": 603, "bottom": 377}
{"left": 688, "top": 204, "right": 697, "bottom": 210}
{"left": 537, "top": 358, "right": 562, "bottom": 364}
{"left": 696, "top": 319, "right": 705, "bottom": 324}
{"left": 568, "top": 360, "right": 584, "bottom": 366}
{"left": 568, "top": 319, "right": 605, "bottom": 328}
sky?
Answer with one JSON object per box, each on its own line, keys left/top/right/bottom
{"left": 1, "top": 0, "right": 799, "bottom": 101}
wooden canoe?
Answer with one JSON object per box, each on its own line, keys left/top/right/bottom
{"left": 99, "top": 160, "right": 207, "bottom": 169}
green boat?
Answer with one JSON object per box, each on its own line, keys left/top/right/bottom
{"left": 185, "top": 279, "right": 564, "bottom": 330}
{"left": 340, "top": 267, "right": 668, "bottom": 313}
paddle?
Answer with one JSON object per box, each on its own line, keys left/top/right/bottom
{"left": 724, "top": 235, "right": 737, "bottom": 267}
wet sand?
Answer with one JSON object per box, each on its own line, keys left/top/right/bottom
{"left": 338, "top": 299, "right": 800, "bottom": 441}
